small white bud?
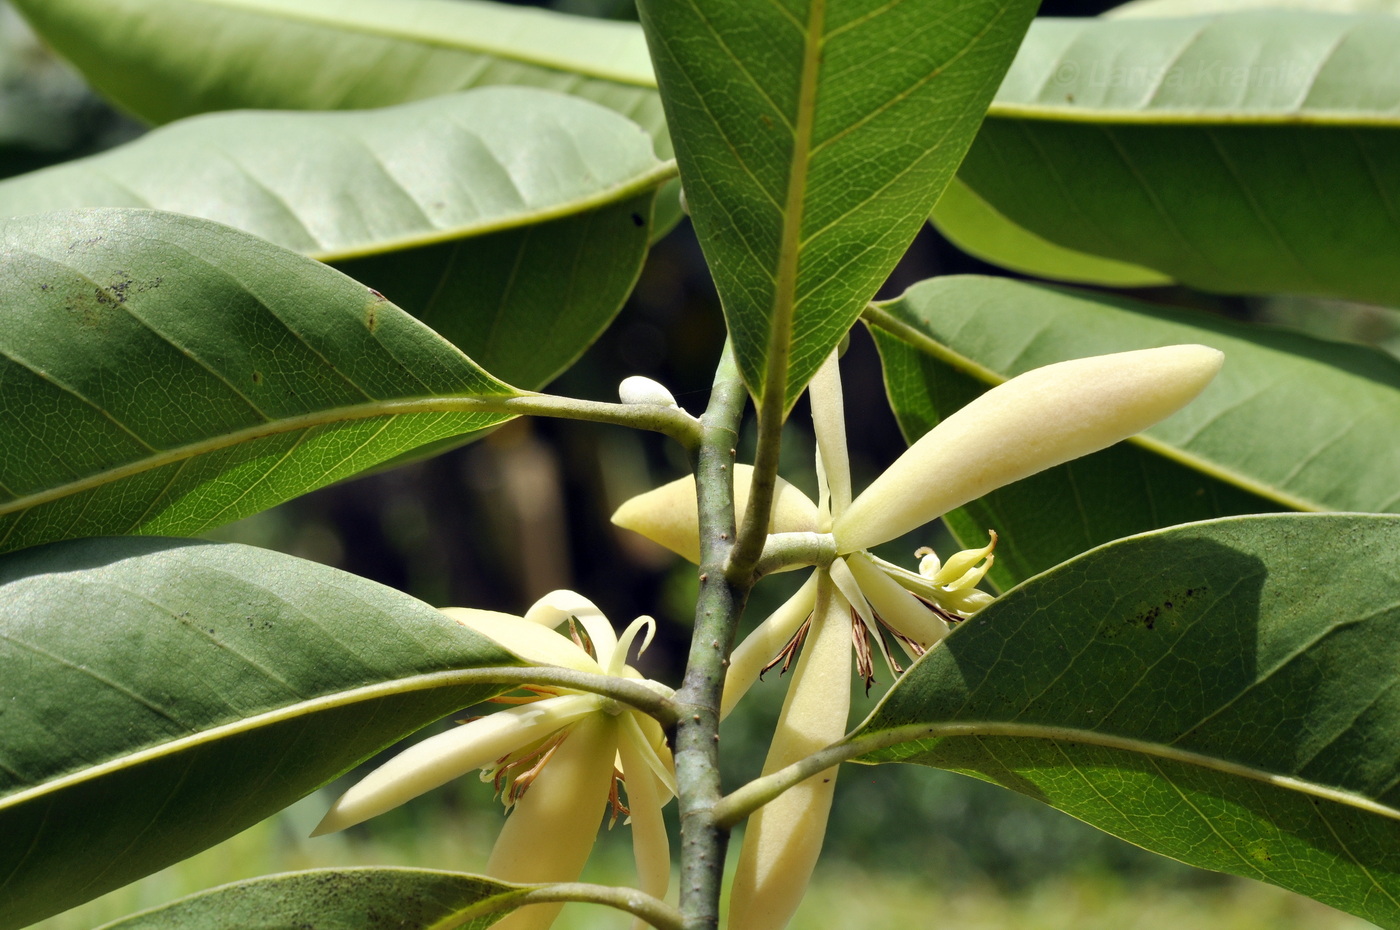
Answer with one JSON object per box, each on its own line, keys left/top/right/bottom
{"left": 619, "top": 375, "right": 678, "bottom": 408}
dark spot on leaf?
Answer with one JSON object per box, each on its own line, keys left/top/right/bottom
{"left": 365, "top": 304, "right": 379, "bottom": 332}
{"left": 252, "top": 371, "right": 263, "bottom": 385}
{"left": 631, "top": 212, "right": 644, "bottom": 227}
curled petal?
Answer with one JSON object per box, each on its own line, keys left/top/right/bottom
{"left": 609, "top": 615, "right": 657, "bottom": 677}
{"left": 523, "top": 590, "right": 618, "bottom": 668}
{"left": 728, "top": 573, "right": 851, "bottom": 930}
{"left": 835, "top": 345, "right": 1224, "bottom": 552}
{"left": 721, "top": 574, "right": 819, "bottom": 719}
{"left": 617, "top": 724, "right": 671, "bottom": 930}
{"left": 442, "top": 606, "right": 601, "bottom": 675}
{"left": 844, "top": 552, "right": 949, "bottom": 649}
{"left": 611, "top": 465, "right": 820, "bottom": 564}
{"left": 486, "top": 714, "right": 620, "bottom": 930}
{"left": 312, "top": 694, "right": 596, "bottom": 836}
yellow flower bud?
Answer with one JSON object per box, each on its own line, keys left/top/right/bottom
{"left": 611, "top": 465, "right": 820, "bottom": 563}
{"left": 834, "top": 345, "right": 1223, "bottom": 553}
{"left": 727, "top": 574, "right": 851, "bottom": 930}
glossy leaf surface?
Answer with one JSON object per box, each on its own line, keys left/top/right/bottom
{"left": 0, "top": 209, "right": 517, "bottom": 554}
{"left": 855, "top": 514, "right": 1400, "bottom": 929}
{"left": 959, "top": 12, "right": 1400, "bottom": 304}
{"left": 930, "top": 178, "right": 1170, "bottom": 288}
{"left": 94, "top": 869, "right": 526, "bottom": 930}
{"left": 637, "top": 0, "right": 1040, "bottom": 409}
{"left": 0, "top": 538, "right": 518, "bottom": 930}
{"left": 0, "top": 89, "right": 669, "bottom": 263}
{"left": 0, "top": 89, "right": 666, "bottom": 389}
{"left": 869, "top": 275, "right": 1400, "bottom": 584}
{"left": 9, "top": 0, "right": 667, "bottom": 149}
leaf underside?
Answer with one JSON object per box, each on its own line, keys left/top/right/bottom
{"left": 958, "top": 12, "right": 1400, "bottom": 303}
{"left": 0, "top": 209, "right": 517, "bottom": 555}
{"left": 856, "top": 514, "right": 1400, "bottom": 929}
{"left": 870, "top": 274, "right": 1400, "bottom": 586}
{"left": 638, "top": 0, "right": 1040, "bottom": 409}
{"left": 91, "top": 868, "right": 530, "bottom": 930}
{"left": 0, "top": 538, "right": 518, "bottom": 930}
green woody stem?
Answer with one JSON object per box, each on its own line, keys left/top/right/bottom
{"left": 673, "top": 344, "right": 752, "bottom": 930}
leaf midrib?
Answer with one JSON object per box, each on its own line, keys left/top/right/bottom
{"left": 985, "top": 102, "right": 1400, "bottom": 127}
{"left": 852, "top": 720, "right": 1400, "bottom": 823}
{"left": 0, "top": 396, "right": 514, "bottom": 520}
{"left": 167, "top": 0, "right": 659, "bottom": 89}
{"left": 763, "top": 0, "right": 825, "bottom": 409}
{"left": 309, "top": 161, "right": 678, "bottom": 262}
{"left": 0, "top": 667, "right": 521, "bottom": 812}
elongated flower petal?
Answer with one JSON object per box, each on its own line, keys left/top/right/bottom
{"left": 834, "top": 345, "right": 1223, "bottom": 552}
{"left": 441, "top": 606, "right": 602, "bottom": 674}
{"left": 728, "top": 574, "right": 851, "bottom": 930}
{"left": 809, "top": 349, "right": 851, "bottom": 525}
{"left": 611, "top": 465, "right": 820, "bottom": 563}
{"left": 312, "top": 694, "right": 597, "bottom": 836}
{"left": 617, "top": 723, "right": 670, "bottom": 930}
{"left": 523, "top": 590, "right": 619, "bottom": 668}
{"left": 486, "top": 714, "right": 620, "bottom": 930}
{"left": 722, "top": 574, "right": 820, "bottom": 719}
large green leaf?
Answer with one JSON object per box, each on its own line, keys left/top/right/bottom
{"left": 852, "top": 514, "right": 1400, "bottom": 929}
{"left": 334, "top": 193, "right": 658, "bottom": 390}
{"left": 636, "top": 0, "right": 1039, "bottom": 410}
{"left": 0, "top": 89, "right": 670, "bottom": 264}
{"left": 9, "top": 0, "right": 667, "bottom": 150}
{"left": 94, "top": 869, "right": 526, "bottom": 930}
{"left": 956, "top": 12, "right": 1400, "bottom": 305}
{"left": 868, "top": 275, "right": 1400, "bottom": 584}
{"left": 0, "top": 88, "right": 669, "bottom": 389}
{"left": 1108, "top": 0, "right": 1400, "bottom": 17}
{"left": 0, "top": 208, "right": 519, "bottom": 554}
{"left": 0, "top": 537, "right": 519, "bottom": 930}
{"left": 930, "top": 177, "right": 1171, "bottom": 288}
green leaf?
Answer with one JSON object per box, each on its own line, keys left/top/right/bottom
{"left": 335, "top": 192, "right": 657, "bottom": 390}
{"left": 869, "top": 274, "right": 1400, "bottom": 586}
{"left": 10, "top": 0, "right": 668, "bottom": 150}
{"left": 959, "top": 11, "right": 1400, "bottom": 305}
{"left": 636, "top": 0, "right": 1039, "bottom": 410}
{"left": 930, "top": 177, "right": 1171, "bottom": 288}
{"left": 0, "top": 88, "right": 670, "bottom": 264}
{"left": 1107, "top": 0, "right": 1400, "bottom": 18}
{"left": 0, "top": 538, "right": 519, "bottom": 930}
{"left": 0, "top": 88, "right": 669, "bottom": 389}
{"left": 91, "top": 869, "right": 529, "bottom": 930}
{"left": 853, "top": 514, "right": 1400, "bottom": 929}
{"left": 0, "top": 208, "right": 519, "bottom": 554}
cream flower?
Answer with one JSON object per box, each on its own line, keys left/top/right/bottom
{"left": 313, "top": 590, "right": 675, "bottom": 930}
{"left": 612, "top": 344, "right": 1224, "bottom": 930}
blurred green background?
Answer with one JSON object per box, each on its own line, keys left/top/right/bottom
{"left": 4, "top": 0, "right": 1394, "bottom": 926}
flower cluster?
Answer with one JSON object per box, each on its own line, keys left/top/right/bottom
{"left": 317, "top": 344, "right": 1222, "bottom": 930}
{"left": 314, "top": 591, "right": 675, "bottom": 930}
{"left": 612, "top": 345, "right": 1224, "bottom": 930}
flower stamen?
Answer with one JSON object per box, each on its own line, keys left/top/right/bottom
{"left": 760, "top": 614, "right": 812, "bottom": 680}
